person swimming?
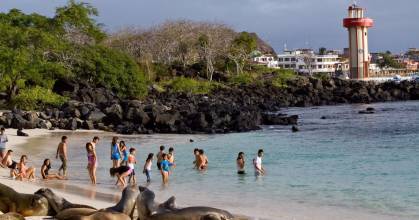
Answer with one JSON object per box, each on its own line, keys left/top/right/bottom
{"left": 41, "top": 159, "right": 66, "bottom": 180}
{"left": 193, "top": 148, "right": 200, "bottom": 168}
{"left": 236, "top": 152, "right": 245, "bottom": 175}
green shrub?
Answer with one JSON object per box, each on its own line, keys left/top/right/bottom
{"left": 271, "top": 69, "right": 296, "bottom": 88}
{"left": 228, "top": 73, "right": 257, "bottom": 85}
{"left": 12, "top": 86, "right": 68, "bottom": 110}
{"left": 164, "top": 77, "right": 214, "bottom": 94}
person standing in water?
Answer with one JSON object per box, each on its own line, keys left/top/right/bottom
{"left": 198, "top": 149, "right": 208, "bottom": 170}
{"left": 253, "top": 149, "right": 265, "bottom": 176}
{"left": 160, "top": 153, "right": 175, "bottom": 184}
{"left": 120, "top": 141, "right": 129, "bottom": 166}
{"left": 91, "top": 136, "right": 100, "bottom": 150}
{"left": 110, "top": 137, "right": 121, "bottom": 168}
{"left": 143, "top": 153, "right": 153, "bottom": 183}
{"left": 0, "top": 127, "right": 8, "bottom": 160}
{"left": 193, "top": 148, "right": 200, "bottom": 169}
{"left": 127, "top": 148, "right": 137, "bottom": 184}
{"left": 86, "top": 142, "right": 97, "bottom": 184}
{"left": 156, "top": 145, "right": 165, "bottom": 171}
{"left": 56, "top": 136, "right": 68, "bottom": 177}
{"left": 236, "top": 152, "right": 245, "bottom": 174}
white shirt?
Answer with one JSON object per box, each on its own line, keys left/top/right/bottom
{"left": 254, "top": 156, "right": 262, "bottom": 170}
{"left": 0, "top": 134, "right": 8, "bottom": 149}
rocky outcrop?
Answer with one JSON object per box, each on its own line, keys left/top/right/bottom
{"left": 1, "top": 77, "right": 418, "bottom": 134}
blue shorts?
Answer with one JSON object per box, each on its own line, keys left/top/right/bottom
{"left": 111, "top": 154, "right": 120, "bottom": 160}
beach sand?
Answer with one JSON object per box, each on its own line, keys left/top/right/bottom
{"left": 0, "top": 129, "right": 114, "bottom": 220}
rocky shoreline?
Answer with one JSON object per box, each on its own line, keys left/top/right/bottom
{"left": 1, "top": 77, "right": 418, "bottom": 134}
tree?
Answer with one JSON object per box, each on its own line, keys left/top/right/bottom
{"left": 319, "top": 47, "right": 327, "bottom": 55}
{"left": 227, "top": 32, "right": 257, "bottom": 75}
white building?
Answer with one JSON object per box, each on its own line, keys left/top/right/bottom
{"left": 276, "top": 49, "right": 340, "bottom": 75}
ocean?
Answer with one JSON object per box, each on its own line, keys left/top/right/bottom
{"left": 14, "top": 101, "right": 419, "bottom": 220}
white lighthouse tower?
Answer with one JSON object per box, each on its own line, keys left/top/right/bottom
{"left": 343, "top": 4, "right": 374, "bottom": 80}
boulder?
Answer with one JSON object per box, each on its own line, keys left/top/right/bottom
{"left": 82, "top": 120, "right": 95, "bottom": 130}
{"left": 39, "top": 120, "right": 53, "bottom": 130}
{"left": 262, "top": 113, "right": 298, "bottom": 125}
{"left": 88, "top": 110, "right": 106, "bottom": 123}
{"left": 66, "top": 118, "right": 78, "bottom": 130}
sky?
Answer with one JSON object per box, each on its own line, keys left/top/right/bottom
{"left": 1, "top": 0, "right": 418, "bottom": 53}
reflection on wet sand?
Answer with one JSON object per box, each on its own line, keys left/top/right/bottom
{"left": 38, "top": 181, "right": 120, "bottom": 204}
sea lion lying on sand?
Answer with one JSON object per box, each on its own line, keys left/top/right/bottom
{"left": 105, "top": 185, "right": 139, "bottom": 217}
{"left": 56, "top": 209, "right": 130, "bottom": 220}
{"left": 137, "top": 186, "right": 235, "bottom": 220}
{"left": 0, "top": 183, "right": 49, "bottom": 216}
{"left": 35, "top": 188, "right": 97, "bottom": 215}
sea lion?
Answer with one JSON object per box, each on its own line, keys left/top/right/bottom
{"left": 137, "top": 186, "right": 234, "bottom": 220}
{"left": 56, "top": 209, "right": 130, "bottom": 220}
{"left": 35, "top": 188, "right": 97, "bottom": 215}
{"left": 0, "top": 212, "right": 25, "bottom": 220}
{"left": 0, "top": 183, "right": 49, "bottom": 216}
{"left": 55, "top": 208, "right": 97, "bottom": 220}
{"left": 105, "top": 185, "right": 139, "bottom": 217}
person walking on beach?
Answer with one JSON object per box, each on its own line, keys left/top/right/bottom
{"left": 56, "top": 136, "right": 68, "bottom": 177}
{"left": 0, "top": 127, "right": 8, "bottom": 160}
{"left": 237, "top": 152, "right": 246, "bottom": 175}
{"left": 2, "top": 150, "right": 18, "bottom": 177}
{"left": 16, "top": 155, "right": 36, "bottom": 181}
{"left": 253, "top": 149, "right": 265, "bottom": 176}
{"left": 143, "top": 153, "right": 153, "bottom": 183}
{"left": 197, "top": 149, "right": 208, "bottom": 170}
{"left": 86, "top": 142, "right": 97, "bottom": 184}
{"left": 160, "top": 153, "right": 175, "bottom": 184}
{"left": 156, "top": 145, "right": 165, "bottom": 171}
{"left": 127, "top": 147, "right": 137, "bottom": 184}
{"left": 120, "top": 141, "right": 129, "bottom": 166}
{"left": 111, "top": 137, "right": 121, "bottom": 168}
{"left": 41, "top": 159, "right": 66, "bottom": 180}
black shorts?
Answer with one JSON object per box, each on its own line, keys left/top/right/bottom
{"left": 129, "top": 169, "right": 135, "bottom": 176}
{"left": 156, "top": 162, "right": 162, "bottom": 170}
{"left": 7, "top": 161, "right": 17, "bottom": 170}
{"left": 237, "top": 170, "right": 246, "bottom": 175}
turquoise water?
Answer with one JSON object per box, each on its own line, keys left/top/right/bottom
{"left": 17, "top": 101, "right": 419, "bottom": 220}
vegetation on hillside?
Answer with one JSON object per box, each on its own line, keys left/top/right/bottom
{"left": 0, "top": 1, "right": 293, "bottom": 110}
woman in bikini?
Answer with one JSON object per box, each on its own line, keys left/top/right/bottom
{"left": 16, "top": 155, "right": 36, "bottom": 181}
{"left": 86, "top": 142, "right": 97, "bottom": 184}
{"left": 41, "top": 159, "right": 66, "bottom": 180}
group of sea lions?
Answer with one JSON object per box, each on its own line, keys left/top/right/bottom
{"left": 0, "top": 183, "right": 245, "bottom": 220}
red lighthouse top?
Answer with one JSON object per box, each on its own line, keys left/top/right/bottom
{"left": 343, "top": 4, "right": 374, "bottom": 28}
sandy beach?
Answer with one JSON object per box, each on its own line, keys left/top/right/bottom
{"left": 0, "top": 129, "right": 114, "bottom": 219}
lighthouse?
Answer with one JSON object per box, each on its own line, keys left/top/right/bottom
{"left": 343, "top": 4, "right": 374, "bottom": 80}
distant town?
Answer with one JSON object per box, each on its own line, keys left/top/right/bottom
{"left": 252, "top": 47, "right": 419, "bottom": 79}
{"left": 252, "top": 4, "right": 419, "bottom": 81}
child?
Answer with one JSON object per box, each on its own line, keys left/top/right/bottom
{"left": 198, "top": 149, "right": 208, "bottom": 170}
{"left": 160, "top": 153, "right": 175, "bottom": 184}
{"left": 16, "top": 155, "right": 36, "bottom": 181}
{"left": 110, "top": 137, "right": 120, "bottom": 168}
{"left": 128, "top": 148, "right": 137, "bottom": 184}
{"left": 143, "top": 153, "right": 153, "bottom": 182}
{"left": 110, "top": 165, "right": 132, "bottom": 187}
{"left": 120, "top": 141, "right": 129, "bottom": 166}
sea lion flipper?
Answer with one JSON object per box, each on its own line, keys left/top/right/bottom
{"left": 161, "top": 196, "right": 176, "bottom": 210}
